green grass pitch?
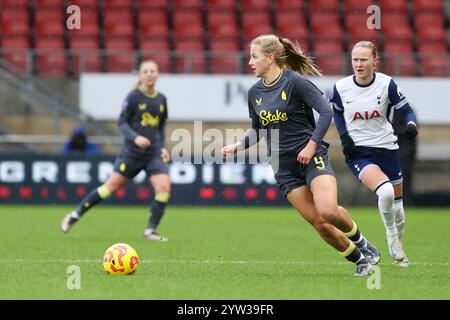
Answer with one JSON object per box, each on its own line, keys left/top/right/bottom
{"left": 0, "top": 205, "right": 449, "bottom": 300}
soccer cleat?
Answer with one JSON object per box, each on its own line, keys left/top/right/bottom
{"left": 143, "top": 230, "right": 168, "bottom": 242}
{"left": 359, "top": 241, "right": 381, "bottom": 265}
{"left": 354, "top": 263, "right": 374, "bottom": 277}
{"left": 388, "top": 237, "right": 409, "bottom": 267}
{"left": 61, "top": 211, "right": 78, "bottom": 233}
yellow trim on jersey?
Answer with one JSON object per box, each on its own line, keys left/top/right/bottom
{"left": 340, "top": 241, "right": 356, "bottom": 257}
{"left": 155, "top": 192, "right": 170, "bottom": 203}
{"left": 343, "top": 221, "right": 358, "bottom": 237}
{"left": 138, "top": 88, "right": 158, "bottom": 99}
{"left": 281, "top": 90, "right": 287, "bottom": 100}
{"left": 97, "top": 185, "right": 112, "bottom": 199}
{"left": 263, "top": 69, "right": 284, "bottom": 87}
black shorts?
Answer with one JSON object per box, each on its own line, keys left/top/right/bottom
{"left": 114, "top": 153, "right": 169, "bottom": 179}
{"left": 274, "top": 147, "right": 334, "bottom": 198}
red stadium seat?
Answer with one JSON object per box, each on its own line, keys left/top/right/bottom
{"left": 0, "top": 0, "right": 28, "bottom": 6}
{"left": 102, "top": 0, "right": 133, "bottom": 7}
{"left": 67, "top": 0, "right": 99, "bottom": 7}
{"left": 309, "top": 0, "right": 338, "bottom": 10}
{"left": 242, "top": 0, "right": 271, "bottom": 9}
{"left": 140, "top": 40, "right": 171, "bottom": 73}
{"left": 103, "top": 10, "right": 134, "bottom": 37}
{"left": 174, "top": 39, "right": 206, "bottom": 73}
{"left": 207, "top": 10, "right": 239, "bottom": 39}
{"left": 379, "top": 0, "right": 408, "bottom": 13}
{"left": 315, "top": 54, "right": 345, "bottom": 75}
{"left": 174, "top": 0, "right": 202, "bottom": 8}
{"left": 345, "top": 13, "right": 380, "bottom": 47}
{"left": 35, "top": 48, "right": 68, "bottom": 77}
{"left": 206, "top": 0, "right": 236, "bottom": 9}
{"left": 415, "top": 13, "right": 446, "bottom": 42}
{"left": 66, "top": 9, "right": 99, "bottom": 37}
{"left": 34, "top": 9, "right": 65, "bottom": 36}
{"left": 210, "top": 40, "right": 240, "bottom": 74}
{"left": 381, "top": 12, "right": 409, "bottom": 27}
{"left": 138, "top": 9, "right": 168, "bottom": 38}
{"left": 241, "top": 10, "right": 273, "bottom": 44}
{"left": 383, "top": 52, "right": 417, "bottom": 76}
{"left": 275, "top": 0, "right": 305, "bottom": 10}
{"left": 276, "top": 11, "right": 308, "bottom": 43}
{"left": 344, "top": 0, "right": 375, "bottom": 11}
{"left": 314, "top": 39, "right": 342, "bottom": 54}
{"left": 0, "top": 37, "right": 30, "bottom": 71}
{"left": 173, "top": 9, "right": 204, "bottom": 39}
{"left": 104, "top": 37, "right": 135, "bottom": 72}
{"left": 136, "top": 0, "right": 168, "bottom": 8}
{"left": 0, "top": 9, "right": 29, "bottom": 36}
{"left": 383, "top": 41, "right": 413, "bottom": 53}
{"left": 34, "top": 0, "right": 64, "bottom": 6}
{"left": 69, "top": 37, "right": 101, "bottom": 74}
{"left": 413, "top": 0, "right": 443, "bottom": 11}
{"left": 382, "top": 24, "right": 413, "bottom": 42}
{"left": 417, "top": 42, "right": 448, "bottom": 53}
{"left": 311, "top": 12, "right": 343, "bottom": 40}
{"left": 421, "top": 55, "right": 449, "bottom": 77}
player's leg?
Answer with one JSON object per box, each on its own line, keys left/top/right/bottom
{"left": 144, "top": 172, "right": 171, "bottom": 241}
{"left": 392, "top": 182, "right": 409, "bottom": 267}
{"left": 309, "top": 175, "right": 380, "bottom": 265}
{"left": 61, "top": 172, "right": 128, "bottom": 232}
{"left": 287, "top": 186, "right": 372, "bottom": 276}
{"left": 360, "top": 166, "right": 405, "bottom": 262}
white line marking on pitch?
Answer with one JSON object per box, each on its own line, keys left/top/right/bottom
{"left": 0, "top": 258, "right": 448, "bottom": 266}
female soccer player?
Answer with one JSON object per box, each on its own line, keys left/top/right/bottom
{"left": 329, "top": 41, "right": 418, "bottom": 267}
{"left": 61, "top": 60, "right": 171, "bottom": 241}
{"left": 222, "top": 34, "right": 380, "bottom": 276}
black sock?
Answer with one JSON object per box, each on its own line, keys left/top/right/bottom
{"left": 148, "top": 200, "right": 166, "bottom": 230}
{"left": 76, "top": 189, "right": 105, "bottom": 217}
{"left": 348, "top": 229, "right": 368, "bottom": 248}
{"left": 342, "top": 243, "right": 367, "bottom": 265}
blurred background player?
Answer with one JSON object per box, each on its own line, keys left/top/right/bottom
{"left": 329, "top": 41, "right": 418, "bottom": 267}
{"left": 62, "top": 126, "right": 101, "bottom": 155}
{"left": 61, "top": 60, "right": 171, "bottom": 241}
{"left": 222, "top": 34, "right": 380, "bottom": 276}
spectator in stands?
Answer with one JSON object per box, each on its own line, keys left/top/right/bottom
{"left": 392, "top": 105, "right": 418, "bottom": 206}
{"left": 329, "top": 41, "right": 419, "bottom": 268}
{"left": 62, "top": 126, "right": 101, "bottom": 155}
{"left": 61, "top": 60, "right": 171, "bottom": 241}
{"left": 222, "top": 34, "right": 380, "bottom": 277}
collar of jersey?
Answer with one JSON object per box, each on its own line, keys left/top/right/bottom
{"left": 353, "top": 72, "right": 376, "bottom": 87}
{"left": 138, "top": 88, "right": 158, "bottom": 99}
{"left": 263, "top": 69, "right": 284, "bottom": 87}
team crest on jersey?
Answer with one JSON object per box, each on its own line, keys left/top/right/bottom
{"left": 397, "top": 86, "right": 404, "bottom": 99}
{"left": 255, "top": 98, "right": 262, "bottom": 106}
{"left": 138, "top": 103, "right": 147, "bottom": 110}
{"left": 281, "top": 90, "right": 287, "bottom": 101}
{"left": 377, "top": 95, "right": 382, "bottom": 105}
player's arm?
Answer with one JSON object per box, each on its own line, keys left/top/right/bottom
{"left": 159, "top": 98, "right": 170, "bottom": 163}
{"left": 222, "top": 96, "right": 261, "bottom": 158}
{"left": 329, "top": 84, "right": 357, "bottom": 158}
{"left": 118, "top": 96, "right": 150, "bottom": 149}
{"left": 388, "top": 79, "right": 418, "bottom": 139}
{"left": 296, "top": 77, "right": 333, "bottom": 164}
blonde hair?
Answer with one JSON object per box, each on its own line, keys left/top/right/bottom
{"left": 352, "top": 41, "right": 379, "bottom": 71}
{"left": 251, "top": 34, "right": 322, "bottom": 76}
{"left": 135, "top": 60, "right": 159, "bottom": 88}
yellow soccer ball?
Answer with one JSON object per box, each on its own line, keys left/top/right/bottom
{"left": 102, "top": 243, "right": 139, "bottom": 275}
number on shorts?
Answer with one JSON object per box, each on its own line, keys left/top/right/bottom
{"left": 314, "top": 156, "right": 325, "bottom": 170}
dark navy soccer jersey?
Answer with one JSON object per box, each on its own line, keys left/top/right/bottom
{"left": 118, "top": 89, "right": 168, "bottom": 158}
{"left": 247, "top": 68, "right": 332, "bottom": 164}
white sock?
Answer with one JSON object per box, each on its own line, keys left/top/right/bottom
{"left": 375, "top": 181, "right": 397, "bottom": 239}
{"left": 70, "top": 210, "right": 80, "bottom": 219}
{"left": 394, "top": 198, "right": 405, "bottom": 241}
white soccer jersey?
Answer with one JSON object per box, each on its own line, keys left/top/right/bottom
{"left": 331, "top": 72, "right": 409, "bottom": 150}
